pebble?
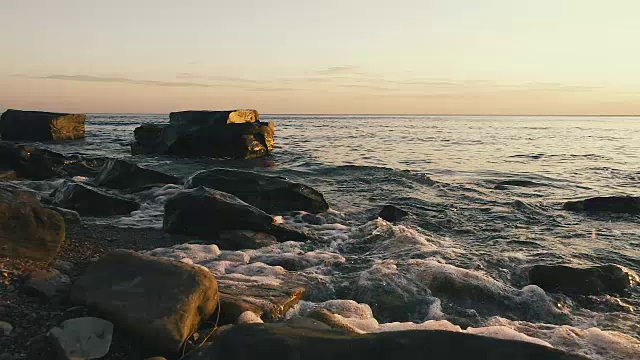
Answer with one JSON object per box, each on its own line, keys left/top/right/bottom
{"left": 0, "top": 321, "right": 13, "bottom": 336}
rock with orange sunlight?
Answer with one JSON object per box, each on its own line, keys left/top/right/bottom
{"left": 0, "top": 109, "right": 86, "bottom": 141}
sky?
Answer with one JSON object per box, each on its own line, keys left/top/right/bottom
{"left": 1, "top": 0, "right": 639, "bottom": 115}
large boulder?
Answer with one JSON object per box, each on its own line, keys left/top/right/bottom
{"left": 0, "top": 109, "right": 85, "bottom": 141}
{"left": 184, "top": 323, "right": 586, "bottom": 360}
{"left": 93, "top": 159, "right": 181, "bottom": 190}
{"left": 52, "top": 181, "right": 140, "bottom": 216}
{"left": 163, "top": 186, "right": 311, "bottom": 241}
{"left": 529, "top": 264, "right": 639, "bottom": 295}
{"left": 70, "top": 250, "right": 218, "bottom": 353}
{"left": 184, "top": 169, "right": 329, "bottom": 213}
{"left": 131, "top": 110, "right": 274, "bottom": 159}
{"left": 563, "top": 196, "right": 640, "bottom": 214}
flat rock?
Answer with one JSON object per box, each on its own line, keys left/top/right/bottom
{"left": 52, "top": 181, "right": 140, "bottom": 216}
{"left": 48, "top": 317, "right": 113, "bottom": 360}
{"left": 563, "top": 196, "right": 640, "bottom": 214}
{"left": 93, "top": 159, "right": 181, "bottom": 190}
{"left": 529, "top": 264, "right": 640, "bottom": 295}
{"left": 22, "top": 269, "right": 71, "bottom": 299}
{"left": 0, "top": 109, "right": 85, "bottom": 141}
{"left": 378, "top": 205, "right": 409, "bottom": 222}
{"left": 70, "top": 250, "right": 218, "bottom": 353}
{"left": 184, "top": 323, "right": 587, "bottom": 360}
{"left": 184, "top": 169, "right": 329, "bottom": 213}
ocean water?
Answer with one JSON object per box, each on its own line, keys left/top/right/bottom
{"left": 24, "top": 114, "right": 640, "bottom": 358}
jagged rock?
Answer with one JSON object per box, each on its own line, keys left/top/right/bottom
{"left": 70, "top": 250, "right": 218, "bottom": 353}
{"left": 184, "top": 169, "right": 329, "bottom": 213}
{"left": 216, "top": 230, "right": 278, "bottom": 250}
{"left": 184, "top": 323, "right": 587, "bottom": 360}
{"left": 52, "top": 181, "right": 140, "bottom": 216}
{"left": 93, "top": 159, "right": 181, "bottom": 189}
{"left": 563, "top": 196, "right": 640, "bottom": 214}
{"left": 163, "top": 186, "right": 311, "bottom": 241}
{"left": 22, "top": 269, "right": 71, "bottom": 300}
{"left": 48, "top": 317, "right": 113, "bottom": 360}
{"left": 378, "top": 205, "right": 409, "bottom": 222}
{"left": 529, "top": 264, "right": 640, "bottom": 295}
{"left": 0, "top": 109, "right": 85, "bottom": 141}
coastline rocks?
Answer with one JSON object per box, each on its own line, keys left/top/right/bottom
{"left": 93, "top": 158, "right": 181, "bottom": 190}
{"left": 131, "top": 110, "right": 274, "bottom": 159}
{"left": 22, "top": 269, "right": 71, "bottom": 300}
{"left": 184, "top": 323, "right": 586, "bottom": 360}
{"left": 48, "top": 317, "right": 113, "bottom": 360}
{"left": 216, "top": 230, "right": 278, "bottom": 250}
{"left": 529, "top": 264, "right": 640, "bottom": 295}
{"left": 52, "top": 181, "right": 140, "bottom": 216}
{"left": 563, "top": 196, "right": 640, "bottom": 214}
{"left": 185, "top": 169, "right": 329, "bottom": 214}
{"left": 70, "top": 250, "right": 218, "bottom": 353}
{"left": 378, "top": 205, "right": 409, "bottom": 222}
{"left": 0, "top": 109, "right": 85, "bottom": 141}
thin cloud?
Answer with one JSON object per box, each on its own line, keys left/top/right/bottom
{"left": 315, "top": 65, "right": 361, "bottom": 75}
{"left": 21, "top": 74, "right": 222, "bottom": 88}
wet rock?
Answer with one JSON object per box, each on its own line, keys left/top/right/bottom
{"left": 216, "top": 230, "right": 278, "bottom": 250}
{"left": 0, "top": 321, "right": 12, "bottom": 336}
{"left": 184, "top": 323, "right": 586, "bottom": 360}
{"left": 0, "top": 143, "right": 101, "bottom": 180}
{"left": 163, "top": 186, "right": 311, "bottom": 241}
{"left": 184, "top": 169, "right": 329, "bottom": 213}
{"left": 22, "top": 269, "right": 71, "bottom": 300}
{"left": 563, "top": 196, "right": 640, "bottom": 214}
{"left": 528, "top": 264, "right": 640, "bottom": 295}
{"left": 70, "top": 250, "right": 218, "bottom": 353}
{"left": 52, "top": 181, "right": 140, "bottom": 216}
{"left": 93, "top": 158, "right": 181, "bottom": 190}
{"left": 48, "top": 317, "right": 113, "bottom": 360}
{"left": 307, "top": 308, "right": 362, "bottom": 335}
{"left": 43, "top": 205, "right": 82, "bottom": 224}
{"left": 301, "top": 213, "right": 326, "bottom": 225}
{"left": 378, "top": 205, "right": 409, "bottom": 222}
{"left": 0, "top": 109, "right": 85, "bottom": 141}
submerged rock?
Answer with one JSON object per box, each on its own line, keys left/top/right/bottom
{"left": 563, "top": 196, "right": 640, "bottom": 214}
{"left": 70, "top": 250, "right": 218, "bottom": 353}
{"left": 528, "top": 264, "right": 639, "bottom": 295}
{"left": 48, "top": 317, "right": 113, "bottom": 360}
{"left": 378, "top": 205, "right": 409, "bottom": 222}
{"left": 93, "top": 158, "right": 181, "bottom": 190}
{"left": 0, "top": 109, "right": 85, "bottom": 141}
{"left": 52, "top": 181, "right": 140, "bottom": 216}
{"left": 184, "top": 322, "right": 586, "bottom": 360}
{"left": 184, "top": 169, "right": 329, "bottom": 213}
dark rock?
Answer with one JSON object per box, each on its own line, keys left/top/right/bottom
{"left": 93, "top": 159, "right": 181, "bottom": 189}
{"left": 52, "top": 181, "right": 140, "bottom": 216}
{"left": 301, "top": 213, "right": 326, "bottom": 225}
{"left": 0, "top": 143, "right": 102, "bottom": 180}
{"left": 529, "top": 264, "right": 639, "bottom": 295}
{"left": 184, "top": 323, "right": 586, "bottom": 360}
{"left": 378, "top": 205, "right": 409, "bottom": 222}
{"left": 0, "top": 170, "right": 16, "bottom": 180}
{"left": 184, "top": 168, "right": 329, "bottom": 213}
{"left": 43, "top": 206, "right": 82, "bottom": 224}
{"left": 0, "top": 182, "right": 41, "bottom": 205}
{"left": 52, "top": 260, "right": 74, "bottom": 274}
{"left": 170, "top": 109, "right": 258, "bottom": 127}
{"left": 563, "top": 196, "right": 640, "bottom": 214}
{"left": 216, "top": 230, "right": 277, "bottom": 250}
{"left": 163, "top": 186, "right": 311, "bottom": 241}
{"left": 0, "top": 109, "right": 85, "bottom": 141}
{"left": 70, "top": 250, "right": 218, "bottom": 353}
{"left": 22, "top": 269, "right": 71, "bottom": 299}
{"left": 48, "top": 317, "right": 113, "bottom": 360}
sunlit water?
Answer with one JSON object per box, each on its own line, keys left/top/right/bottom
{"left": 29, "top": 114, "right": 640, "bottom": 357}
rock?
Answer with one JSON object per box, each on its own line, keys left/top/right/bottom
{"left": 307, "top": 309, "right": 362, "bottom": 335}
{"left": 184, "top": 169, "right": 329, "bottom": 214}
{"left": 22, "top": 269, "right": 71, "bottom": 299}
{"left": 563, "top": 196, "right": 640, "bottom": 214}
{"left": 44, "top": 206, "right": 82, "bottom": 224}
{"left": 0, "top": 109, "right": 85, "bottom": 141}
{"left": 52, "top": 260, "right": 74, "bottom": 274}
{"left": 48, "top": 317, "right": 113, "bottom": 360}
{"left": 52, "top": 181, "right": 140, "bottom": 216}
{"left": 529, "top": 264, "right": 640, "bottom": 295}
{"left": 93, "top": 159, "right": 181, "bottom": 190}
{"left": 0, "top": 170, "right": 16, "bottom": 180}
{"left": 216, "top": 230, "right": 278, "bottom": 250}
{"left": 378, "top": 205, "right": 409, "bottom": 222}
{"left": 0, "top": 143, "right": 102, "bottom": 180}
{"left": 131, "top": 110, "right": 274, "bottom": 159}
{"left": 70, "top": 250, "right": 218, "bottom": 353}
{"left": 0, "top": 182, "right": 41, "bottom": 205}
{"left": 0, "top": 321, "right": 12, "bottom": 336}
{"left": 163, "top": 186, "right": 311, "bottom": 241}
{"left": 184, "top": 323, "right": 586, "bottom": 360}
{"left": 0, "top": 192, "right": 65, "bottom": 262}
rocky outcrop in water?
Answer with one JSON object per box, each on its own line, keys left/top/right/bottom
{"left": 131, "top": 110, "right": 274, "bottom": 159}
{"left": 0, "top": 109, "right": 86, "bottom": 141}
{"left": 563, "top": 196, "right": 640, "bottom": 214}
{"left": 184, "top": 168, "right": 329, "bottom": 213}
{"left": 378, "top": 204, "right": 409, "bottom": 222}
{"left": 52, "top": 181, "right": 140, "bottom": 216}
{"left": 184, "top": 322, "right": 587, "bottom": 360}
{"left": 93, "top": 159, "right": 181, "bottom": 190}
{"left": 70, "top": 250, "right": 218, "bottom": 353}
{"left": 528, "top": 264, "right": 639, "bottom": 295}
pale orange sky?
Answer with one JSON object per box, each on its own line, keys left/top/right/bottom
{"left": 1, "top": 0, "right": 639, "bottom": 114}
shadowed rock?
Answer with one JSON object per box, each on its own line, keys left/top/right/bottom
{"left": 563, "top": 196, "right": 640, "bottom": 214}
{"left": 529, "top": 264, "right": 640, "bottom": 295}
{"left": 22, "top": 269, "right": 71, "bottom": 300}
{"left": 378, "top": 205, "right": 409, "bottom": 222}
{"left": 52, "top": 181, "right": 140, "bottom": 216}
{"left": 93, "top": 158, "right": 181, "bottom": 190}
{"left": 0, "top": 109, "right": 85, "bottom": 141}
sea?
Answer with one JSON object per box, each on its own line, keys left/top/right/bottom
{"left": 23, "top": 114, "right": 640, "bottom": 358}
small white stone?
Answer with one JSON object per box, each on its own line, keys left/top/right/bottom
{"left": 49, "top": 317, "right": 113, "bottom": 360}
